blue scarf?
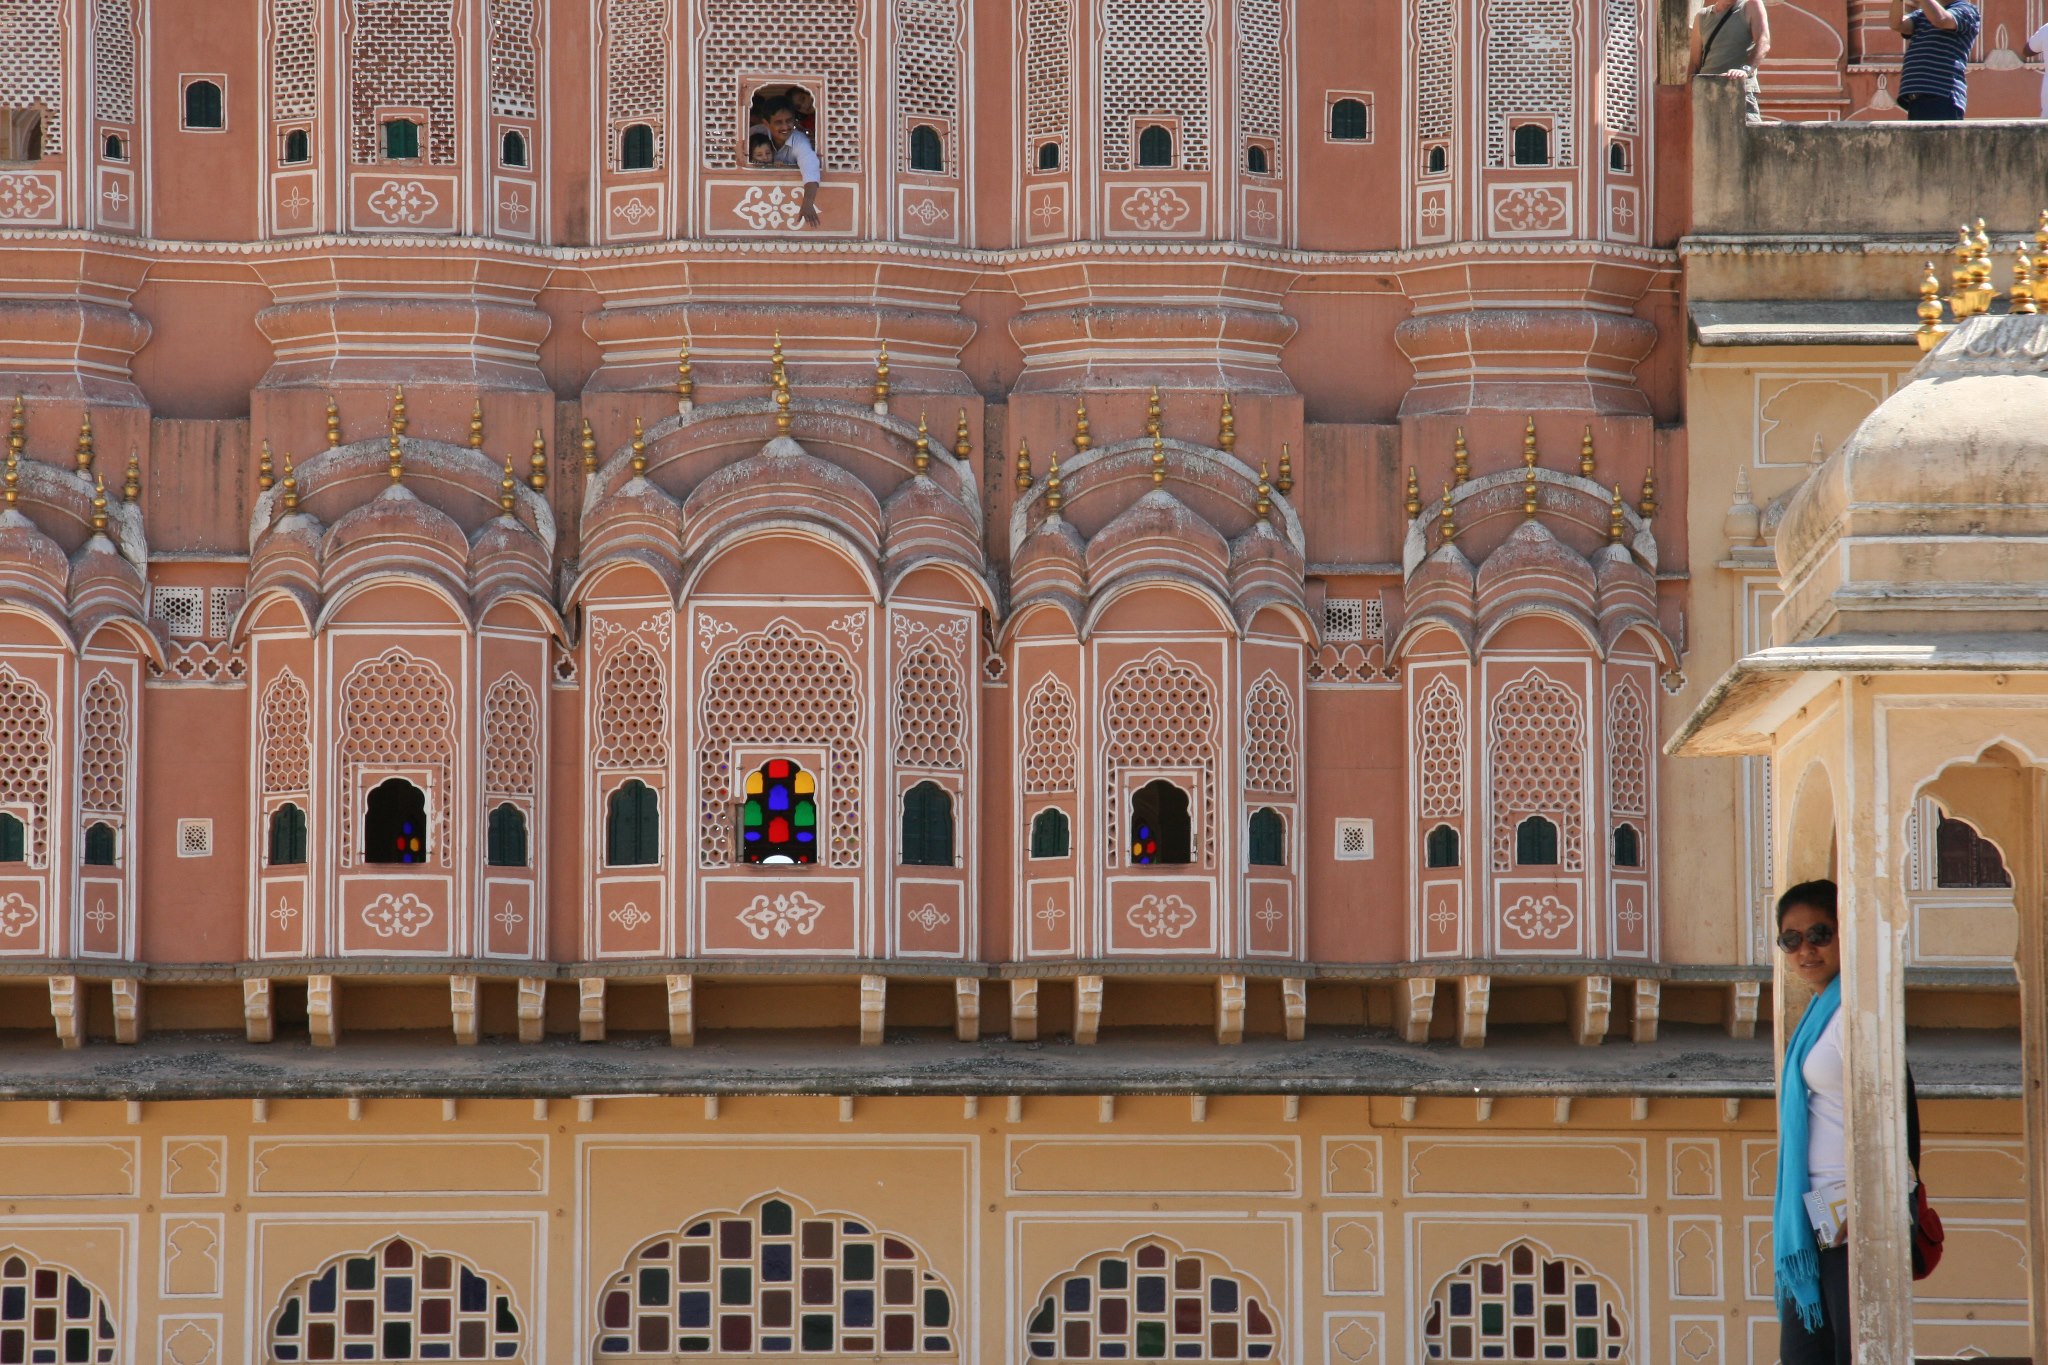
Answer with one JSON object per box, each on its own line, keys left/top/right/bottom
{"left": 1774, "top": 975, "right": 1841, "bottom": 1331}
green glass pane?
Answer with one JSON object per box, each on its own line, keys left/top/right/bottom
{"left": 922, "top": 1289, "right": 951, "bottom": 1329}
{"left": 1027, "top": 1300, "right": 1056, "bottom": 1336}
{"left": 794, "top": 799, "right": 816, "bottom": 829}
{"left": 720, "top": 1267, "right": 752, "bottom": 1305}
{"left": 345, "top": 1258, "right": 376, "bottom": 1291}
{"left": 743, "top": 799, "right": 763, "bottom": 827}
{"left": 1100, "top": 1261, "right": 1129, "bottom": 1291}
{"left": 1576, "top": 1326, "right": 1598, "bottom": 1359}
{"left": 762, "top": 1201, "right": 793, "bottom": 1236}
{"left": 1481, "top": 1303, "right": 1503, "bottom": 1336}
{"left": 843, "top": 1243, "right": 875, "bottom": 1281}
{"left": 496, "top": 1297, "right": 518, "bottom": 1333}
{"left": 1136, "top": 1321, "right": 1167, "bottom": 1358}
{"left": 801, "top": 1316, "right": 835, "bottom": 1352}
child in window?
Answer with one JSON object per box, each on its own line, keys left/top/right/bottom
{"left": 748, "top": 132, "right": 775, "bottom": 166}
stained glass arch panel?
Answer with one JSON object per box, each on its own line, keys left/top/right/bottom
{"left": 1024, "top": 1236, "right": 1279, "bottom": 1361}
{"left": 0, "top": 1249, "right": 117, "bottom": 1365}
{"left": 265, "top": 1235, "right": 525, "bottom": 1363}
{"left": 1421, "top": 1239, "right": 1627, "bottom": 1362}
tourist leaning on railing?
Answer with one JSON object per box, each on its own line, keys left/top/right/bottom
{"left": 1691, "top": 0, "right": 1770, "bottom": 122}
{"left": 1895, "top": 0, "right": 1981, "bottom": 121}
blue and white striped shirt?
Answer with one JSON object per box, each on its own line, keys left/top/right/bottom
{"left": 1900, "top": 2, "right": 1980, "bottom": 110}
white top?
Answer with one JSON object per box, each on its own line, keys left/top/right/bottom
{"left": 775, "top": 127, "right": 822, "bottom": 183}
{"left": 1801, "top": 1008, "right": 1847, "bottom": 1189}
{"left": 2031, "top": 24, "right": 2048, "bottom": 116}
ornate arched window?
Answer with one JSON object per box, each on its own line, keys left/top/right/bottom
{"left": 268, "top": 802, "right": 308, "bottom": 866}
{"left": 1022, "top": 677, "right": 1078, "bottom": 795}
{"left": 364, "top": 778, "right": 428, "bottom": 865}
{"left": 83, "top": 822, "right": 117, "bottom": 867}
{"left": 282, "top": 127, "right": 309, "bottom": 163}
{"left": 1025, "top": 1236, "right": 1278, "bottom": 1361}
{"left": 1611, "top": 823, "right": 1640, "bottom": 870}
{"left": 487, "top": 803, "right": 529, "bottom": 868}
{"left": 1029, "top": 808, "right": 1070, "bottom": 859}
{"left": 0, "top": 1248, "right": 118, "bottom": 1364}
{"left": 1426, "top": 823, "right": 1460, "bottom": 869}
{"left": 338, "top": 651, "right": 454, "bottom": 868}
{"left": 742, "top": 759, "right": 818, "bottom": 865}
{"left": 0, "top": 811, "right": 23, "bottom": 862}
{"left": 0, "top": 665, "right": 52, "bottom": 868}
{"left": 1935, "top": 815, "right": 2011, "bottom": 888}
{"left": 900, "top": 782, "right": 954, "bottom": 866}
{"left": 1103, "top": 653, "right": 1216, "bottom": 866}
{"left": 620, "top": 122, "right": 654, "bottom": 169}
{"left": 1247, "top": 808, "right": 1285, "bottom": 866}
{"left": 594, "top": 1194, "right": 958, "bottom": 1359}
{"left": 267, "top": 1235, "right": 523, "bottom": 1363}
{"left": 606, "top": 780, "right": 660, "bottom": 867}
{"left": 1422, "top": 1239, "right": 1626, "bottom": 1361}
{"left": 1488, "top": 670, "right": 1584, "bottom": 873}
{"left": 1515, "top": 815, "right": 1558, "bottom": 867}
{"left": 1137, "top": 124, "right": 1173, "bottom": 167}
{"left": 1129, "top": 781, "right": 1191, "bottom": 866}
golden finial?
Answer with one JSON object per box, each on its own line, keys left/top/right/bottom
{"left": 954, "top": 408, "right": 973, "bottom": 462}
{"left": 1439, "top": 483, "right": 1456, "bottom": 543}
{"left": 1638, "top": 462, "right": 1657, "bottom": 517}
{"left": 2037, "top": 208, "right": 2048, "bottom": 261}
{"left": 1452, "top": 427, "right": 1470, "bottom": 484}
{"left": 1968, "top": 218, "right": 1998, "bottom": 317}
{"left": 258, "top": 439, "right": 276, "bottom": 491}
{"left": 1609, "top": 483, "right": 1625, "bottom": 544}
{"left": 1045, "top": 449, "right": 1063, "bottom": 512}
{"left": 2036, "top": 210, "right": 2048, "bottom": 301}
{"left": 1523, "top": 463, "right": 1538, "bottom": 518}
{"left": 3, "top": 443, "right": 18, "bottom": 509}
{"left": 1073, "top": 397, "right": 1092, "bottom": 452}
{"left": 676, "top": 342, "right": 695, "bottom": 406}
{"left": 122, "top": 447, "right": 140, "bottom": 502}
{"left": 771, "top": 332, "right": 792, "bottom": 433}
{"left": 529, "top": 428, "right": 548, "bottom": 491}
{"left": 1150, "top": 430, "right": 1166, "bottom": 486}
{"left": 8, "top": 395, "right": 25, "bottom": 456}
{"left": 324, "top": 395, "right": 341, "bottom": 447}
{"left": 389, "top": 385, "right": 407, "bottom": 437}
{"left": 468, "top": 399, "right": 485, "bottom": 448}
{"left": 1579, "top": 424, "right": 1595, "bottom": 477}
{"left": 501, "top": 455, "right": 518, "bottom": 514}
{"left": 1404, "top": 465, "right": 1420, "bottom": 519}
{"left": 1015, "top": 438, "right": 1033, "bottom": 492}
{"left": 90, "top": 473, "right": 108, "bottom": 531}
{"left": 914, "top": 410, "right": 932, "bottom": 473}
{"left": 872, "top": 343, "right": 890, "bottom": 413}
{"left": 1217, "top": 394, "right": 1236, "bottom": 454}
{"left": 1255, "top": 460, "right": 1271, "bottom": 517}
{"left": 580, "top": 417, "right": 598, "bottom": 474}
{"left": 630, "top": 414, "right": 648, "bottom": 474}
{"left": 75, "top": 412, "right": 95, "bottom": 472}
{"left": 280, "top": 452, "right": 299, "bottom": 512}
{"left": 1950, "top": 224, "right": 1977, "bottom": 317}
{"left": 1145, "top": 386, "right": 1162, "bottom": 439}
{"left": 2012, "top": 254, "right": 2039, "bottom": 315}
{"left": 1522, "top": 416, "right": 1539, "bottom": 468}
{"left": 1917, "top": 261, "right": 1949, "bottom": 351}
{"left": 1275, "top": 442, "right": 1293, "bottom": 495}
{"left": 387, "top": 430, "right": 403, "bottom": 484}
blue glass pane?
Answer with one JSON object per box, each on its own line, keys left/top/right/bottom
{"left": 310, "top": 1269, "right": 338, "bottom": 1315}
{"left": 1030, "top": 1345, "right": 1055, "bottom": 1359}
{"left": 1574, "top": 1284, "right": 1597, "bottom": 1316}
{"left": 762, "top": 1246, "right": 792, "bottom": 1282}
{"left": 761, "top": 1338, "right": 791, "bottom": 1352}
{"left": 597, "top": 1338, "right": 629, "bottom": 1355}
{"left": 1063, "top": 1278, "right": 1090, "bottom": 1312}
{"left": 1450, "top": 1283, "right": 1472, "bottom": 1316}
{"left": 1209, "top": 1279, "right": 1237, "bottom": 1313}
{"left": 768, "top": 787, "right": 790, "bottom": 812}
{"left": 460, "top": 1269, "right": 487, "bottom": 1314}
{"left": 677, "top": 1292, "right": 712, "bottom": 1328}
{"left": 383, "top": 1276, "right": 412, "bottom": 1313}
{"left": 494, "top": 1345, "right": 515, "bottom": 1359}
{"left": 343, "top": 1348, "right": 374, "bottom": 1361}
{"left": 1513, "top": 1284, "right": 1533, "bottom": 1316}
{"left": 421, "top": 1348, "right": 450, "bottom": 1360}
{"left": 842, "top": 1289, "right": 875, "bottom": 1328}
{"left": 1101, "top": 1347, "right": 1127, "bottom": 1360}
{"left": 1176, "top": 1347, "right": 1202, "bottom": 1358}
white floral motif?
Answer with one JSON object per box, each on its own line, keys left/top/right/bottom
{"left": 269, "top": 897, "right": 299, "bottom": 931}
{"left": 905, "top": 902, "right": 950, "bottom": 932}
{"left": 732, "top": 185, "right": 808, "bottom": 231}
{"left": 1255, "top": 898, "right": 1284, "bottom": 933}
{"left": 0, "top": 893, "right": 35, "bottom": 937}
{"left": 1118, "top": 187, "right": 1191, "bottom": 232}
{"left": 738, "top": 891, "right": 827, "bottom": 941}
{"left": 1030, "top": 197, "right": 1063, "bottom": 231}
{"left": 85, "top": 899, "right": 116, "bottom": 933}
{"left": 1034, "top": 899, "right": 1066, "bottom": 931}
{"left": 903, "top": 196, "right": 949, "bottom": 227}
{"left": 365, "top": 178, "right": 442, "bottom": 226}
{"left": 360, "top": 892, "right": 436, "bottom": 939}
{"left": 1125, "top": 893, "right": 1198, "bottom": 940}
{"left": 890, "top": 615, "right": 971, "bottom": 654}
{"left": 1492, "top": 186, "right": 1567, "bottom": 233}
{"left": 494, "top": 901, "right": 525, "bottom": 935}
{"left": 826, "top": 613, "right": 866, "bottom": 652}
{"left": 0, "top": 173, "right": 57, "bottom": 221}
{"left": 611, "top": 195, "right": 658, "bottom": 227}
{"left": 697, "top": 615, "right": 736, "bottom": 655}
{"left": 1502, "top": 894, "right": 1573, "bottom": 940}
{"left": 1617, "top": 901, "right": 1644, "bottom": 933}
{"left": 280, "top": 185, "right": 310, "bottom": 220}
{"left": 609, "top": 902, "right": 652, "bottom": 932}
{"left": 1427, "top": 900, "right": 1458, "bottom": 935}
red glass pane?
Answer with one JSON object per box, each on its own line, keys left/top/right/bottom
{"left": 1245, "top": 1300, "right": 1272, "bottom": 1336}
{"left": 768, "top": 760, "right": 790, "bottom": 779}
{"left": 769, "top": 816, "right": 790, "bottom": 842}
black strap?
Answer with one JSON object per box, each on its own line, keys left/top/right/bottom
{"left": 1905, "top": 1065, "right": 1922, "bottom": 1171}
{"left": 1701, "top": 2, "right": 1743, "bottom": 67}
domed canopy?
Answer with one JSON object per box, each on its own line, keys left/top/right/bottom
{"left": 1775, "top": 312, "right": 2048, "bottom": 643}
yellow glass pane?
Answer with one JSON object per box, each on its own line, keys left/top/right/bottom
{"left": 793, "top": 772, "right": 816, "bottom": 795}
{"left": 745, "top": 773, "right": 764, "bottom": 795}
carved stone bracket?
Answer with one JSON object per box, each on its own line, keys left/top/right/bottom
{"left": 307, "top": 974, "right": 337, "bottom": 1047}
{"left": 578, "top": 977, "right": 606, "bottom": 1042}
{"left": 1215, "top": 974, "right": 1247, "bottom": 1045}
{"left": 1572, "top": 975, "right": 1612, "bottom": 1047}
{"left": 1400, "top": 977, "right": 1436, "bottom": 1044}
{"left": 1457, "top": 974, "right": 1491, "bottom": 1049}
{"left": 243, "top": 978, "right": 274, "bottom": 1043}
{"left": 667, "top": 974, "right": 695, "bottom": 1047}
{"left": 1010, "top": 977, "right": 1039, "bottom": 1042}
{"left": 954, "top": 978, "right": 980, "bottom": 1042}
{"left": 1074, "top": 975, "right": 1104, "bottom": 1045}
{"left": 1632, "top": 978, "right": 1663, "bottom": 1044}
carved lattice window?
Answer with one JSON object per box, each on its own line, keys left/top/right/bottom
{"left": 1100, "top": 0, "right": 1209, "bottom": 171}
{"left": 1242, "top": 673, "right": 1295, "bottom": 795}
{"left": 1103, "top": 653, "right": 1216, "bottom": 866}
{"left": 347, "top": 0, "right": 457, "bottom": 164}
{"left": 894, "top": 640, "right": 966, "bottom": 769}
{"left": 595, "top": 1194, "right": 958, "bottom": 1358}
{"left": 700, "top": 0, "right": 861, "bottom": 171}
{"left": 594, "top": 638, "right": 669, "bottom": 770}
{"left": 698, "top": 622, "right": 864, "bottom": 868}
{"left": 1483, "top": 0, "right": 1575, "bottom": 169}
{"left": 1414, "top": 0, "right": 1454, "bottom": 151}
{"left": 1599, "top": 0, "right": 1640, "bottom": 137}
{"left": 1026, "top": 1237, "right": 1278, "bottom": 1361}
{"left": 0, "top": 0, "right": 63, "bottom": 152}
{"left": 603, "top": 0, "right": 666, "bottom": 168}
{"left": 271, "top": 0, "right": 317, "bottom": 120}
{"left": 1935, "top": 815, "right": 2011, "bottom": 889}
{"left": 1416, "top": 675, "right": 1465, "bottom": 821}
{"left": 337, "top": 649, "right": 456, "bottom": 866}
{"left": 1022, "top": 677, "right": 1077, "bottom": 795}
{"left": 483, "top": 674, "right": 538, "bottom": 797}
{"left": 1422, "top": 1239, "right": 1626, "bottom": 1361}
{"left": 1604, "top": 677, "right": 1647, "bottom": 820}
{"left": 487, "top": 0, "right": 537, "bottom": 117}
{"left": 894, "top": 0, "right": 960, "bottom": 173}
{"left": 93, "top": 0, "right": 136, "bottom": 123}
{"left": 77, "top": 672, "right": 127, "bottom": 816}
{"left": 0, "top": 1249, "right": 117, "bottom": 1364}
{"left": 1488, "top": 670, "right": 1585, "bottom": 874}
{"left": 1023, "top": 0, "right": 1070, "bottom": 162}
{"left": 0, "top": 665, "right": 54, "bottom": 866}
{"left": 260, "top": 668, "right": 313, "bottom": 794}
{"left": 1236, "top": 0, "right": 1281, "bottom": 169}
{"left": 268, "top": 1236, "right": 523, "bottom": 1362}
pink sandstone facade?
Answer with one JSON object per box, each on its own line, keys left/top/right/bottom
{"left": 0, "top": 1, "right": 2039, "bottom": 1363}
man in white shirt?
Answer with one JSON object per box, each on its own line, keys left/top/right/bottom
{"left": 2029, "top": 21, "right": 2048, "bottom": 117}
{"left": 751, "top": 101, "right": 821, "bottom": 228}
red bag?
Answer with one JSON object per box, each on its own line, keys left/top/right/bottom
{"left": 1910, "top": 1179, "right": 1945, "bottom": 1280}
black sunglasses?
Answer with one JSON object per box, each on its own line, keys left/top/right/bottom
{"left": 1777, "top": 923, "right": 1835, "bottom": 953}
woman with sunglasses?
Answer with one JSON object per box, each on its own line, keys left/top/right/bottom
{"left": 1773, "top": 878, "right": 1850, "bottom": 1363}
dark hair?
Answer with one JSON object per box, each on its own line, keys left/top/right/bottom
{"left": 760, "top": 98, "right": 795, "bottom": 119}
{"left": 1775, "top": 878, "right": 1838, "bottom": 926}
{"left": 749, "top": 132, "right": 773, "bottom": 153}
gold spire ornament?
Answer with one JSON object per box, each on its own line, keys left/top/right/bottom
{"left": 1579, "top": 425, "right": 1596, "bottom": 477}
{"left": 1045, "top": 450, "right": 1063, "bottom": 512}
{"left": 631, "top": 415, "right": 648, "bottom": 475}
{"left": 1404, "top": 465, "right": 1421, "bottom": 519}
{"left": 325, "top": 395, "right": 341, "bottom": 447}
{"left": 387, "top": 430, "right": 404, "bottom": 484}
{"left": 1609, "top": 483, "right": 1626, "bottom": 544}
{"left": 1522, "top": 417, "right": 1539, "bottom": 515}
{"left": 280, "top": 453, "right": 300, "bottom": 512}
{"left": 258, "top": 440, "right": 276, "bottom": 492}
{"left": 1452, "top": 427, "right": 1470, "bottom": 484}
{"left": 122, "top": 448, "right": 140, "bottom": 502}
{"left": 914, "top": 411, "right": 932, "bottom": 473}
{"left": 771, "top": 333, "right": 792, "bottom": 433}
{"left": 1255, "top": 460, "right": 1271, "bottom": 517}
{"left": 1916, "top": 261, "right": 1949, "bottom": 351}
{"left": 954, "top": 409, "right": 973, "bottom": 462}
{"left": 1439, "top": 483, "right": 1456, "bottom": 543}
{"left": 1522, "top": 416, "right": 1539, "bottom": 466}
{"left": 469, "top": 400, "right": 485, "bottom": 448}
{"left": 90, "top": 473, "right": 108, "bottom": 531}
{"left": 1965, "top": 219, "right": 1997, "bottom": 317}
{"left": 1638, "top": 462, "right": 1657, "bottom": 517}
{"left": 529, "top": 429, "right": 548, "bottom": 491}
{"left": 1015, "top": 438, "right": 1033, "bottom": 492}
{"left": 1150, "top": 430, "right": 1166, "bottom": 486}
{"left": 2012, "top": 254, "right": 2039, "bottom": 315}
{"left": 7, "top": 395, "right": 24, "bottom": 456}
{"left": 580, "top": 417, "right": 598, "bottom": 474}
{"left": 1275, "top": 442, "right": 1293, "bottom": 495}
{"left": 676, "top": 343, "right": 695, "bottom": 407}
{"left": 3, "top": 444, "right": 18, "bottom": 509}
{"left": 872, "top": 343, "right": 890, "bottom": 414}
{"left": 75, "top": 412, "right": 94, "bottom": 472}
{"left": 1145, "top": 386, "right": 1162, "bottom": 439}
{"left": 1217, "top": 394, "right": 1236, "bottom": 454}
{"left": 1073, "top": 398, "right": 1092, "bottom": 453}
{"left": 501, "top": 456, "right": 518, "bottom": 514}
{"left": 389, "top": 385, "right": 407, "bottom": 437}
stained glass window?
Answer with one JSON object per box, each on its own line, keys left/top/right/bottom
{"left": 1514, "top": 816, "right": 1558, "bottom": 867}
{"left": 1128, "top": 781, "right": 1191, "bottom": 866}
{"left": 1029, "top": 808, "right": 1070, "bottom": 859}
{"left": 1247, "top": 808, "right": 1284, "bottom": 866}
{"left": 268, "top": 1237, "right": 522, "bottom": 1362}
{"left": 1025, "top": 1239, "right": 1277, "bottom": 1361}
{"left": 269, "top": 803, "right": 308, "bottom": 866}
{"left": 607, "top": 780, "right": 660, "bottom": 867}
{"left": 0, "top": 1251, "right": 116, "bottom": 1364}
{"left": 900, "top": 783, "right": 953, "bottom": 867}
{"left": 82, "top": 822, "right": 116, "bottom": 868}
{"left": 1425, "top": 824, "right": 1460, "bottom": 869}
{"left": 364, "top": 778, "right": 427, "bottom": 865}
{"left": 0, "top": 812, "right": 26, "bottom": 863}
{"left": 1422, "top": 1240, "right": 1625, "bottom": 1361}
{"left": 594, "top": 1195, "right": 958, "bottom": 1359}
{"left": 742, "top": 760, "right": 817, "bottom": 866}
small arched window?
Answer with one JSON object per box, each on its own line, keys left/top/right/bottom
{"left": 364, "top": 778, "right": 427, "bottom": 864}
{"left": 1036, "top": 140, "right": 1061, "bottom": 171}
{"left": 487, "top": 802, "right": 529, "bottom": 868}
{"left": 1029, "top": 808, "right": 1070, "bottom": 859}
{"left": 0, "top": 811, "right": 23, "bottom": 863}
{"left": 281, "top": 128, "right": 309, "bottom": 164}
{"left": 382, "top": 118, "right": 420, "bottom": 159}
{"left": 1129, "top": 780, "right": 1192, "bottom": 865}
{"left": 901, "top": 781, "right": 955, "bottom": 867}
{"left": 1608, "top": 138, "right": 1629, "bottom": 172}
{"left": 183, "top": 80, "right": 224, "bottom": 130}
{"left": 1612, "top": 822, "right": 1641, "bottom": 869}
{"left": 1329, "top": 98, "right": 1370, "bottom": 141}
{"left": 1511, "top": 123, "right": 1550, "bottom": 167}
{"left": 620, "top": 122, "right": 655, "bottom": 170}
{"left": 501, "top": 129, "right": 528, "bottom": 168}
{"left": 1515, "top": 815, "right": 1559, "bottom": 867}
{"left": 267, "top": 802, "right": 307, "bottom": 866}
{"left": 908, "top": 124, "right": 944, "bottom": 172}
{"left": 102, "top": 133, "right": 126, "bottom": 160}
{"left": 1425, "top": 823, "right": 1460, "bottom": 869}
{"left": 1935, "top": 815, "right": 2011, "bottom": 888}
{"left": 741, "top": 759, "right": 817, "bottom": 865}
{"left": 83, "top": 822, "right": 117, "bottom": 867}
{"left": 606, "top": 779, "right": 660, "bottom": 867}
{"left": 1248, "top": 807, "right": 1285, "bottom": 866}
{"left": 1137, "top": 124, "right": 1173, "bottom": 168}
{"left": 1245, "top": 144, "right": 1270, "bottom": 175}
{"left": 1424, "top": 144, "right": 1448, "bottom": 174}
